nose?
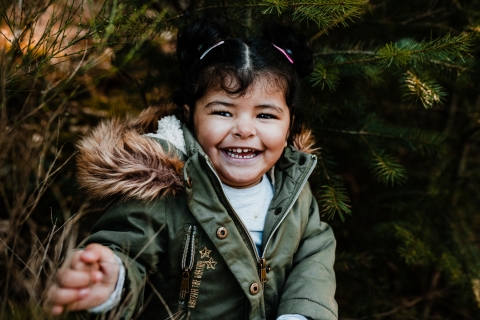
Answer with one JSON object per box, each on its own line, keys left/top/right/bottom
{"left": 232, "top": 116, "right": 255, "bottom": 139}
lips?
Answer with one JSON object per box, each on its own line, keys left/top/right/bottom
{"left": 223, "top": 148, "right": 259, "bottom": 159}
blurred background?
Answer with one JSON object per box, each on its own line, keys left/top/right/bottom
{"left": 1, "top": 0, "right": 479, "bottom": 319}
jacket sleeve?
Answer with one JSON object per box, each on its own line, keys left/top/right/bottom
{"left": 277, "top": 189, "right": 338, "bottom": 320}
{"left": 80, "top": 198, "right": 168, "bottom": 320}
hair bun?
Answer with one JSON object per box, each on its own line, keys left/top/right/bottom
{"left": 176, "top": 18, "right": 229, "bottom": 70}
{"left": 261, "top": 24, "right": 313, "bottom": 78}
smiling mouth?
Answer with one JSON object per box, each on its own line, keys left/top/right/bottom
{"left": 224, "top": 148, "right": 259, "bottom": 159}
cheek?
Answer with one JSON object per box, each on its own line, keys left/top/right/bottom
{"left": 195, "top": 120, "right": 228, "bottom": 151}
{"left": 263, "top": 126, "right": 289, "bottom": 152}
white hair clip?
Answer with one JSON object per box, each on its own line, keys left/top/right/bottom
{"left": 200, "top": 41, "right": 225, "bottom": 60}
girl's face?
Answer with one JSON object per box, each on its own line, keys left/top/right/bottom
{"left": 193, "top": 77, "right": 290, "bottom": 188}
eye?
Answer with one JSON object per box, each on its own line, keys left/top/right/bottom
{"left": 257, "top": 113, "right": 277, "bottom": 119}
{"left": 211, "top": 110, "right": 232, "bottom": 117}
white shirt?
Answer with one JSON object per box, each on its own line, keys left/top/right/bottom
{"left": 222, "top": 174, "right": 273, "bottom": 255}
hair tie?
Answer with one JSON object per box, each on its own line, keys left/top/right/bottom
{"left": 200, "top": 41, "right": 225, "bottom": 60}
{"left": 272, "top": 44, "right": 294, "bottom": 64}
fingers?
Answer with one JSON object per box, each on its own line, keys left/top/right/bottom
{"left": 47, "top": 285, "right": 90, "bottom": 305}
{"left": 50, "top": 305, "right": 64, "bottom": 316}
{"left": 44, "top": 284, "right": 90, "bottom": 315}
{"left": 43, "top": 244, "right": 121, "bottom": 315}
{"left": 80, "top": 243, "right": 115, "bottom": 265}
{"left": 46, "top": 282, "right": 115, "bottom": 314}
{"left": 81, "top": 244, "right": 120, "bottom": 285}
{"left": 57, "top": 268, "right": 102, "bottom": 287}
{"left": 63, "top": 286, "right": 114, "bottom": 312}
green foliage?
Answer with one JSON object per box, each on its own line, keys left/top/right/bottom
{"left": 316, "top": 155, "right": 352, "bottom": 221}
{"left": 369, "top": 151, "right": 407, "bottom": 186}
{"left": 261, "top": 0, "right": 365, "bottom": 30}
{"left": 311, "top": 62, "right": 340, "bottom": 89}
{"left": 376, "top": 33, "right": 473, "bottom": 68}
{"left": 439, "top": 251, "right": 464, "bottom": 282}
{"left": 395, "top": 224, "right": 433, "bottom": 265}
{"left": 400, "top": 70, "right": 447, "bottom": 108}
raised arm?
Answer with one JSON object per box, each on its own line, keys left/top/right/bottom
{"left": 46, "top": 198, "right": 167, "bottom": 318}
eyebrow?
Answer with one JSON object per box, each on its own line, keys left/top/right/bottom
{"left": 204, "top": 100, "right": 284, "bottom": 113}
{"left": 204, "top": 100, "right": 234, "bottom": 108}
{"left": 257, "top": 104, "right": 284, "bottom": 114}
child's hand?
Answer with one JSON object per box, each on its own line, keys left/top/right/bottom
{"left": 44, "top": 243, "right": 120, "bottom": 315}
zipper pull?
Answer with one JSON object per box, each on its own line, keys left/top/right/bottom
{"left": 259, "top": 258, "right": 267, "bottom": 284}
{"left": 179, "top": 269, "right": 190, "bottom": 304}
{"left": 179, "top": 270, "right": 190, "bottom": 301}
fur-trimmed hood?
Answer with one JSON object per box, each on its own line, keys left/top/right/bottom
{"left": 76, "top": 107, "right": 317, "bottom": 201}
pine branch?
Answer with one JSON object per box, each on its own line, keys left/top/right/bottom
{"left": 323, "top": 32, "right": 473, "bottom": 68}
{"left": 400, "top": 70, "right": 447, "bottom": 109}
{"left": 395, "top": 224, "right": 433, "bottom": 265}
{"left": 378, "top": 33, "right": 473, "bottom": 67}
{"left": 368, "top": 150, "right": 407, "bottom": 186}
{"left": 358, "top": 134, "right": 407, "bottom": 186}
{"left": 132, "top": 0, "right": 364, "bottom": 32}
{"left": 314, "top": 50, "right": 377, "bottom": 56}
{"left": 311, "top": 62, "right": 340, "bottom": 89}
{"left": 320, "top": 115, "right": 446, "bottom": 157}
{"left": 165, "top": 0, "right": 366, "bottom": 30}
{"left": 316, "top": 155, "right": 352, "bottom": 221}
{"left": 262, "top": 0, "right": 365, "bottom": 30}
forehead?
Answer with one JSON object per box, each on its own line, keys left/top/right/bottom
{"left": 201, "top": 75, "right": 287, "bottom": 102}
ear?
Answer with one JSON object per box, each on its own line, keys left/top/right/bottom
{"left": 184, "top": 105, "right": 190, "bottom": 122}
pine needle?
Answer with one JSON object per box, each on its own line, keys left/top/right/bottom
{"left": 369, "top": 152, "right": 407, "bottom": 186}
{"left": 260, "top": 0, "right": 365, "bottom": 30}
{"left": 311, "top": 62, "right": 340, "bottom": 89}
{"left": 317, "top": 155, "right": 352, "bottom": 221}
{"left": 401, "top": 70, "right": 447, "bottom": 109}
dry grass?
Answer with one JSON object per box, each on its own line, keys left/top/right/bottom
{"left": 0, "top": 1, "right": 114, "bottom": 318}
{"left": 0, "top": 0, "right": 180, "bottom": 317}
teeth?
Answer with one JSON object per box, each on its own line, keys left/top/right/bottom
{"left": 227, "top": 148, "right": 254, "bottom": 153}
{"left": 226, "top": 151, "right": 256, "bottom": 159}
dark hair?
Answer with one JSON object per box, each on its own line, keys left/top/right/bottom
{"left": 173, "top": 18, "right": 313, "bottom": 143}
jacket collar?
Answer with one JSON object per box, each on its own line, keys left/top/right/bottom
{"left": 182, "top": 124, "right": 204, "bottom": 158}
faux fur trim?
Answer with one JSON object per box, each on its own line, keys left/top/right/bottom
{"left": 144, "top": 115, "right": 186, "bottom": 155}
{"left": 76, "top": 117, "right": 184, "bottom": 201}
{"left": 76, "top": 106, "right": 317, "bottom": 201}
{"left": 293, "top": 126, "right": 319, "bottom": 154}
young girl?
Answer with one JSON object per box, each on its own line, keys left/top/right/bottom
{"left": 45, "top": 19, "right": 337, "bottom": 320}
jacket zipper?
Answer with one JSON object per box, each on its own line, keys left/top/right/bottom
{"left": 205, "top": 158, "right": 261, "bottom": 263}
{"left": 205, "top": 154, "right": 317, "bottom": 284}
{"left": 178, "top": 225, "right": 197, "bottom": 305}
{"left": 261, "top": 155, "right": 317, "bottom": 259}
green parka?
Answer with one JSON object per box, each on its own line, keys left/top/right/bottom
{"left": 77, "top": 110, "right": 337, "bottom": 320}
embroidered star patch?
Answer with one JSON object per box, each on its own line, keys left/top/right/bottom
{"left": 204, "top": 257, "right": 217, "bottom": 270}
{"left": 199, "top": 247, "right": 211, "bottom": 258}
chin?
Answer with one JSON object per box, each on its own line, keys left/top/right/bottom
{"left": 221, "top": 173, "right": 262, "bottom": 188}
